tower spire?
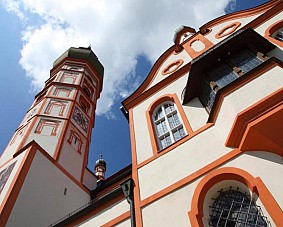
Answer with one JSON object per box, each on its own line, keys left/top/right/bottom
{"left": 95, "top": 153, "right": 106, "bottom": 181}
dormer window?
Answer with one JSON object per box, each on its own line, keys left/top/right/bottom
{"left": 200, "top": 50, "right": 263, "bottom": 112}
{"left": 182, "top": 28, "right": 275, "bottom": 114}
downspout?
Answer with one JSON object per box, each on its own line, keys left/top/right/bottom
{"left": 121, "top": 178, "right": 136, "bottom": 227}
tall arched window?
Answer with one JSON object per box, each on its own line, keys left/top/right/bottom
{"left": 153, "top": 101, "right": 186, "bottom": 150}
{"left": 209, "top": 187, "right": 270, "bottom": 227}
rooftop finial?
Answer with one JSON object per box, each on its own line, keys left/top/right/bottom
{"left": 95, "top": 153, "right": 106, "bottom": 181}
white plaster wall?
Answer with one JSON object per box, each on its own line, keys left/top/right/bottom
{"left": 20, "top": 105, "right": 38, "bottom": 126}
{"left": 77, "top": 199, "right": 129, "bottom": 227}
{"left": 255, "top": 11, "right": 283, "bottom": 47}
{"left": 147, "top": 50, "right": 191, "bottom": 90}
{"left": 50, "top": 86, "right": 76, "bottom": 99}
{"left": 41, "top": 98, "right": 71, "bottom": 118}
{"left": 138, "top": 126, "right": 231, "bottom": 200}
{"left": 115, "top": 218, "right": 131, "bottom": 227}
{"left": 137, "top": 66, "right": 283, "bottom": 200}
{"left": 183, "top": 97, "right": 208, "bottom": 131}
{"left": 133, "top": 75, "right": 189, "bottom": 164}
{"left": 0, "top": 126, "right": 27, "bottom": 165}
{"left": 205, "top": 14, "right": 261, "bottom": 45}
{"left": 223, "top": 151, "right": 283, "bottom": 210}
{"left": 24, "top": 117, "right": 66, "bottom": 158}
{"left": 83, "top": 168, "right": 97, "bottom": 190}
{"left": 214, "top": 66, "right": 283, "bottom": 142}
{"left": 142, "top": 179, "right": 200, "bottom": 227}
{"left": 60, "top": 72, "right": 82, "bottom": 85}
{"left": 6, "top": 150, "right": 90, "bottom": 227}
{"left": 142, "top": 151, "right": 281, "bottom": 227}
{"left": 58, "top": 126, "right": 86, "bottom": 181}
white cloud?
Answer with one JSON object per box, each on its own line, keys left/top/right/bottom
{"left": 3, "top": 0, "right": 231, "bottom": 115}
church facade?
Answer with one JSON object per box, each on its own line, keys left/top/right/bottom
{"left": 0, "top": 0, "right": 282, "bottom": 226}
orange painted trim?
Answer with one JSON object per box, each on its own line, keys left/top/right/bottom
{"left": 129, "top": 109, "right": 143, "bottom": 227}
{"left": 215, "top": 22, "right": 241, "bottom": 39}
{"left": 35, "top": 119, "right": 60, "bottom": 136}
{"left": 139, "top": 148, "right": 241, "bottom": 208}
{"left": 0, "top": 157, "right": 14, "bottom": 170}
{"left": 101, "top": 211, "right": 130, "bottom": 227}
{"left": 137, "top": 123, "right": 212, "bottom": 169}
{"left": 243, "top": 1, "right": 283, "bottom": 31}
{"left": 123, "top": 62, "right": 191, "bottom": 110}
{"left": 199, "top": 0, "right": 280, "bottom": 34}
{"left": 183, "top": 34, "right": 214, "bottom": 59}
{"left": 13, "top": 141, "right": 90, "bottom": 194}
{"left": 60, "top": 72, "right": 79, "bottom": 84}
{"left": 161, "top": 59, "right": 184, "bottom": 75}
{"left": 0, "top": 145, "right": 37, "bottom": 226}
{"left": 188, "top": 167, "right": 283, "bottom": 226}
{"left": 54, "top": 88, "right": 78, "bottom": 161}
{"left": 173, "top": 26, "right": 196, "bottom": 52}
{"left": 208, "top": 58, "right": 283, "bottom": 124}
{"left": 239, "top": 103, "right": 283, "bottom": 156}
{"left": 226, "top": 88, "right": 283, "bottom": 148}
{"left": 264, "top": 19, "right": 283, "bottom": 48}
{"left": 80, "top": 142, "right": 89, "bottom": 183}
{"left": 44, "top": 100, "right": 67, "bottom": 116}
{"left": 122, "top": 45, "right": 178, "bottom": 109}
{"left": 122, "top": 0, "right": 283, "bottom": 111}
{"left": 50, "top": 58, "right": 103, "bottom": 96}
{"left": 146, "top": 93, "right": 193, "bottom": 156}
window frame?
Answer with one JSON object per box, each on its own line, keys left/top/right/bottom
{"left": 264, "top": 20, "right": 283, "bottom": 48}
{"left": 146, "top": 94, "right": 192, "bottom": 154}
{"left": 153, "top": 102, "right": 186, "bottom": 150}
{"left": 188, "top": 167, "right": 282, "bottom": 227}
{"left": 200, "top": 49, "right": 266, "bottom": 112}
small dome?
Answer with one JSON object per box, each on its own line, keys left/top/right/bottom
{"left": 95, "top": 154, "right": 106, "bottom": 169}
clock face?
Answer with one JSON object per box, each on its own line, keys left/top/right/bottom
{"left": 72, "top": 106, "right": 89, "bottom": 132}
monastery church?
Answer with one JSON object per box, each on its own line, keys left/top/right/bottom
{"left": 0, "top": 0, "right": 282, "bottom": 226}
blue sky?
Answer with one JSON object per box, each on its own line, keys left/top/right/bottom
{"left": 0, "top": 0, "right": 268, "bottom": 176}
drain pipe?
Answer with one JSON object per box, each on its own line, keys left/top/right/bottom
{"left": 121, "top": 179, "right": 135, "bottom": 227}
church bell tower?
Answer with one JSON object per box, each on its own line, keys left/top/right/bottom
{"left": 0, "top": 47, "right": 104, "bottom": 226}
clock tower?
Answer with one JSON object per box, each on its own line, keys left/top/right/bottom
{"left": 0, "top": 46, "right": 104, "bottom": 182}
{"left": 0, "top": 47, "right": 104, "bottom": 226}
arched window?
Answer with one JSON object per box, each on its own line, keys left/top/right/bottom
{"left": 153, "top": 101, "right": 186, "bottom": 150}
{"left": 209, "top": 187, "right": 270, "bottom": 227}
{"left": 264, "top": 20, "right": 283, "bottom": 48}
{"left": 274, "top": 27, "right": 283, "bottom": 42}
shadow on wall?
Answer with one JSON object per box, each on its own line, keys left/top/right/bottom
{"left": 245, "top": 150, "right": 283, "bottom": 165}
{"left": 183, "top": 97, "right": 204, "bottom": 109}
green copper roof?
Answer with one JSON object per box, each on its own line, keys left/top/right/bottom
{"left": 53, "top": 46, "right": 104, "bottom": 79}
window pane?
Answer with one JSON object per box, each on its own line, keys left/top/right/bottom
{"left": 231, "top": 51, "right": 262, "bottom": 73}
{"left": 160, "top": 135, "right": 172, "bottom": 149}
{"left": 156, "top": 119, "right": 168, "bottom": 136}
{"left": 275, "top": 28, "right": 283, "bottom": 42}
{"left": 209, "top": 64, "right": 238, "bottom": 87}
{"left": 164, "top": 103, "right": 175, "bottom": 114}
{"left": 173, "top": 128, "right": 185, "bottom": 141}
{"left": 200, "top": 80, "right": 216, "bottom": 112}
{"left": 168, "top": 113, "right": 181, "bottom": 129}
{"left": 154, "top": 107, "right": 163, "bottom": 121}
{"left": 209, "top": 188, "right": 270, "bottom": 227}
